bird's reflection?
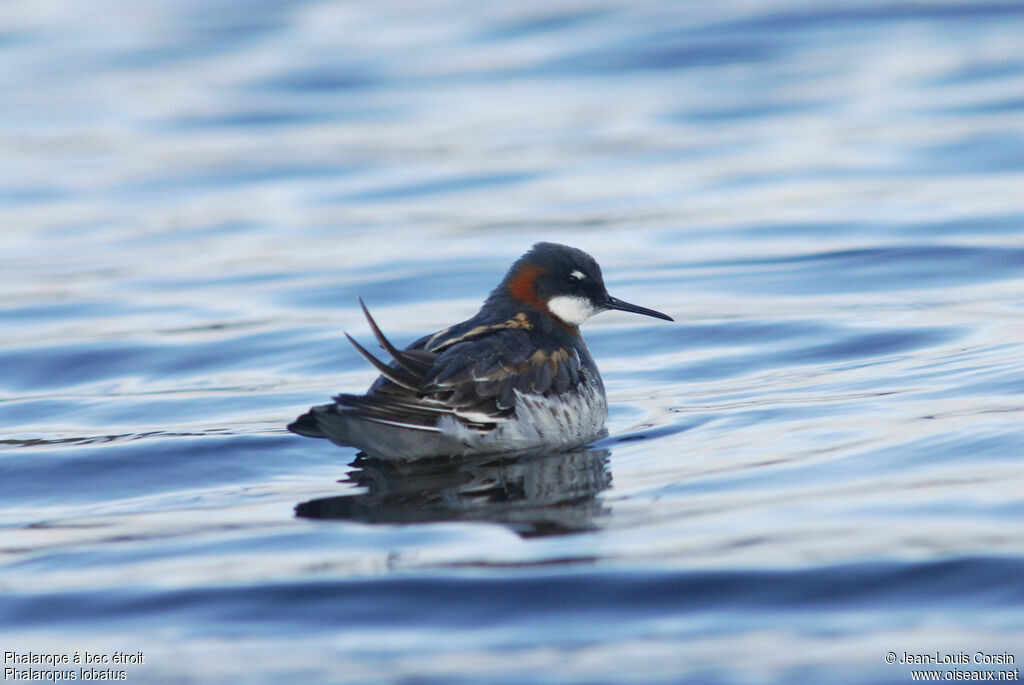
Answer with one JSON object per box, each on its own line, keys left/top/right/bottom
{"left": 295, "top": 446, "right": 611, "bottom": 537}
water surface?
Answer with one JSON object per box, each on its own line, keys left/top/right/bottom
{"left": 3, "top": 1, "right": 1024, "bottom": 683}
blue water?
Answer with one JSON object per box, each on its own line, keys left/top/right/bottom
{"left": 3, "top": 1, "right": 1024, "bottom": 683}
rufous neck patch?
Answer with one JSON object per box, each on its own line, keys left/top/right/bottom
{"left": 507, "top": 264, "right": 545, "bottom": 308}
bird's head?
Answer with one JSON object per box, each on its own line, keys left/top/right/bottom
{"left": 501, "top": 242, "right": 673, "bottom": 327}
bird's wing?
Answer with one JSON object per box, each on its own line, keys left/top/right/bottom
{"left": 337, "top": 300, "right": 587, "bottom": 432}
{"left": 418, "top": 326, "right": 585, "bottom": 412}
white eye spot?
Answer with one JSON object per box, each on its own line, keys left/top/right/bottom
{"left": 547, "top": 295, "right": 597, "bottom": 326}
{"left": 570, "top": 270, "right": 586, "bottom": 280}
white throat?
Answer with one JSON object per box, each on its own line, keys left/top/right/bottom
{"left": 547, "top": 295, "right": 598, "bottom": 327}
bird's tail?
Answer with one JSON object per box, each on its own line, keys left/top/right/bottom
{"left": 287, "top": 409, "right": 325, "bottom": 438}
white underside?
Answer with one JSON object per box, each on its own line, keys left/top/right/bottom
{"left": 438, "top": 383, "right": 608, "bottom": 452}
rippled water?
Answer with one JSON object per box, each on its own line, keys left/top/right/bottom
{"left": 3, "top": 1, "right": 1024, "bottom": 683}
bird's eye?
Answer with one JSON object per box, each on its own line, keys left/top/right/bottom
{"left": 566, "top": 274, "right": 581, "bottom": 286}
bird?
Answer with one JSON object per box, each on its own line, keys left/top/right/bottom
{"left": 288, "top": 242, "right": 673, "bottom": 458}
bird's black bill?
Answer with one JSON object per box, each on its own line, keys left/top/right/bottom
{"left": 603, "top": 296, "right": 674, "bottom": 321}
